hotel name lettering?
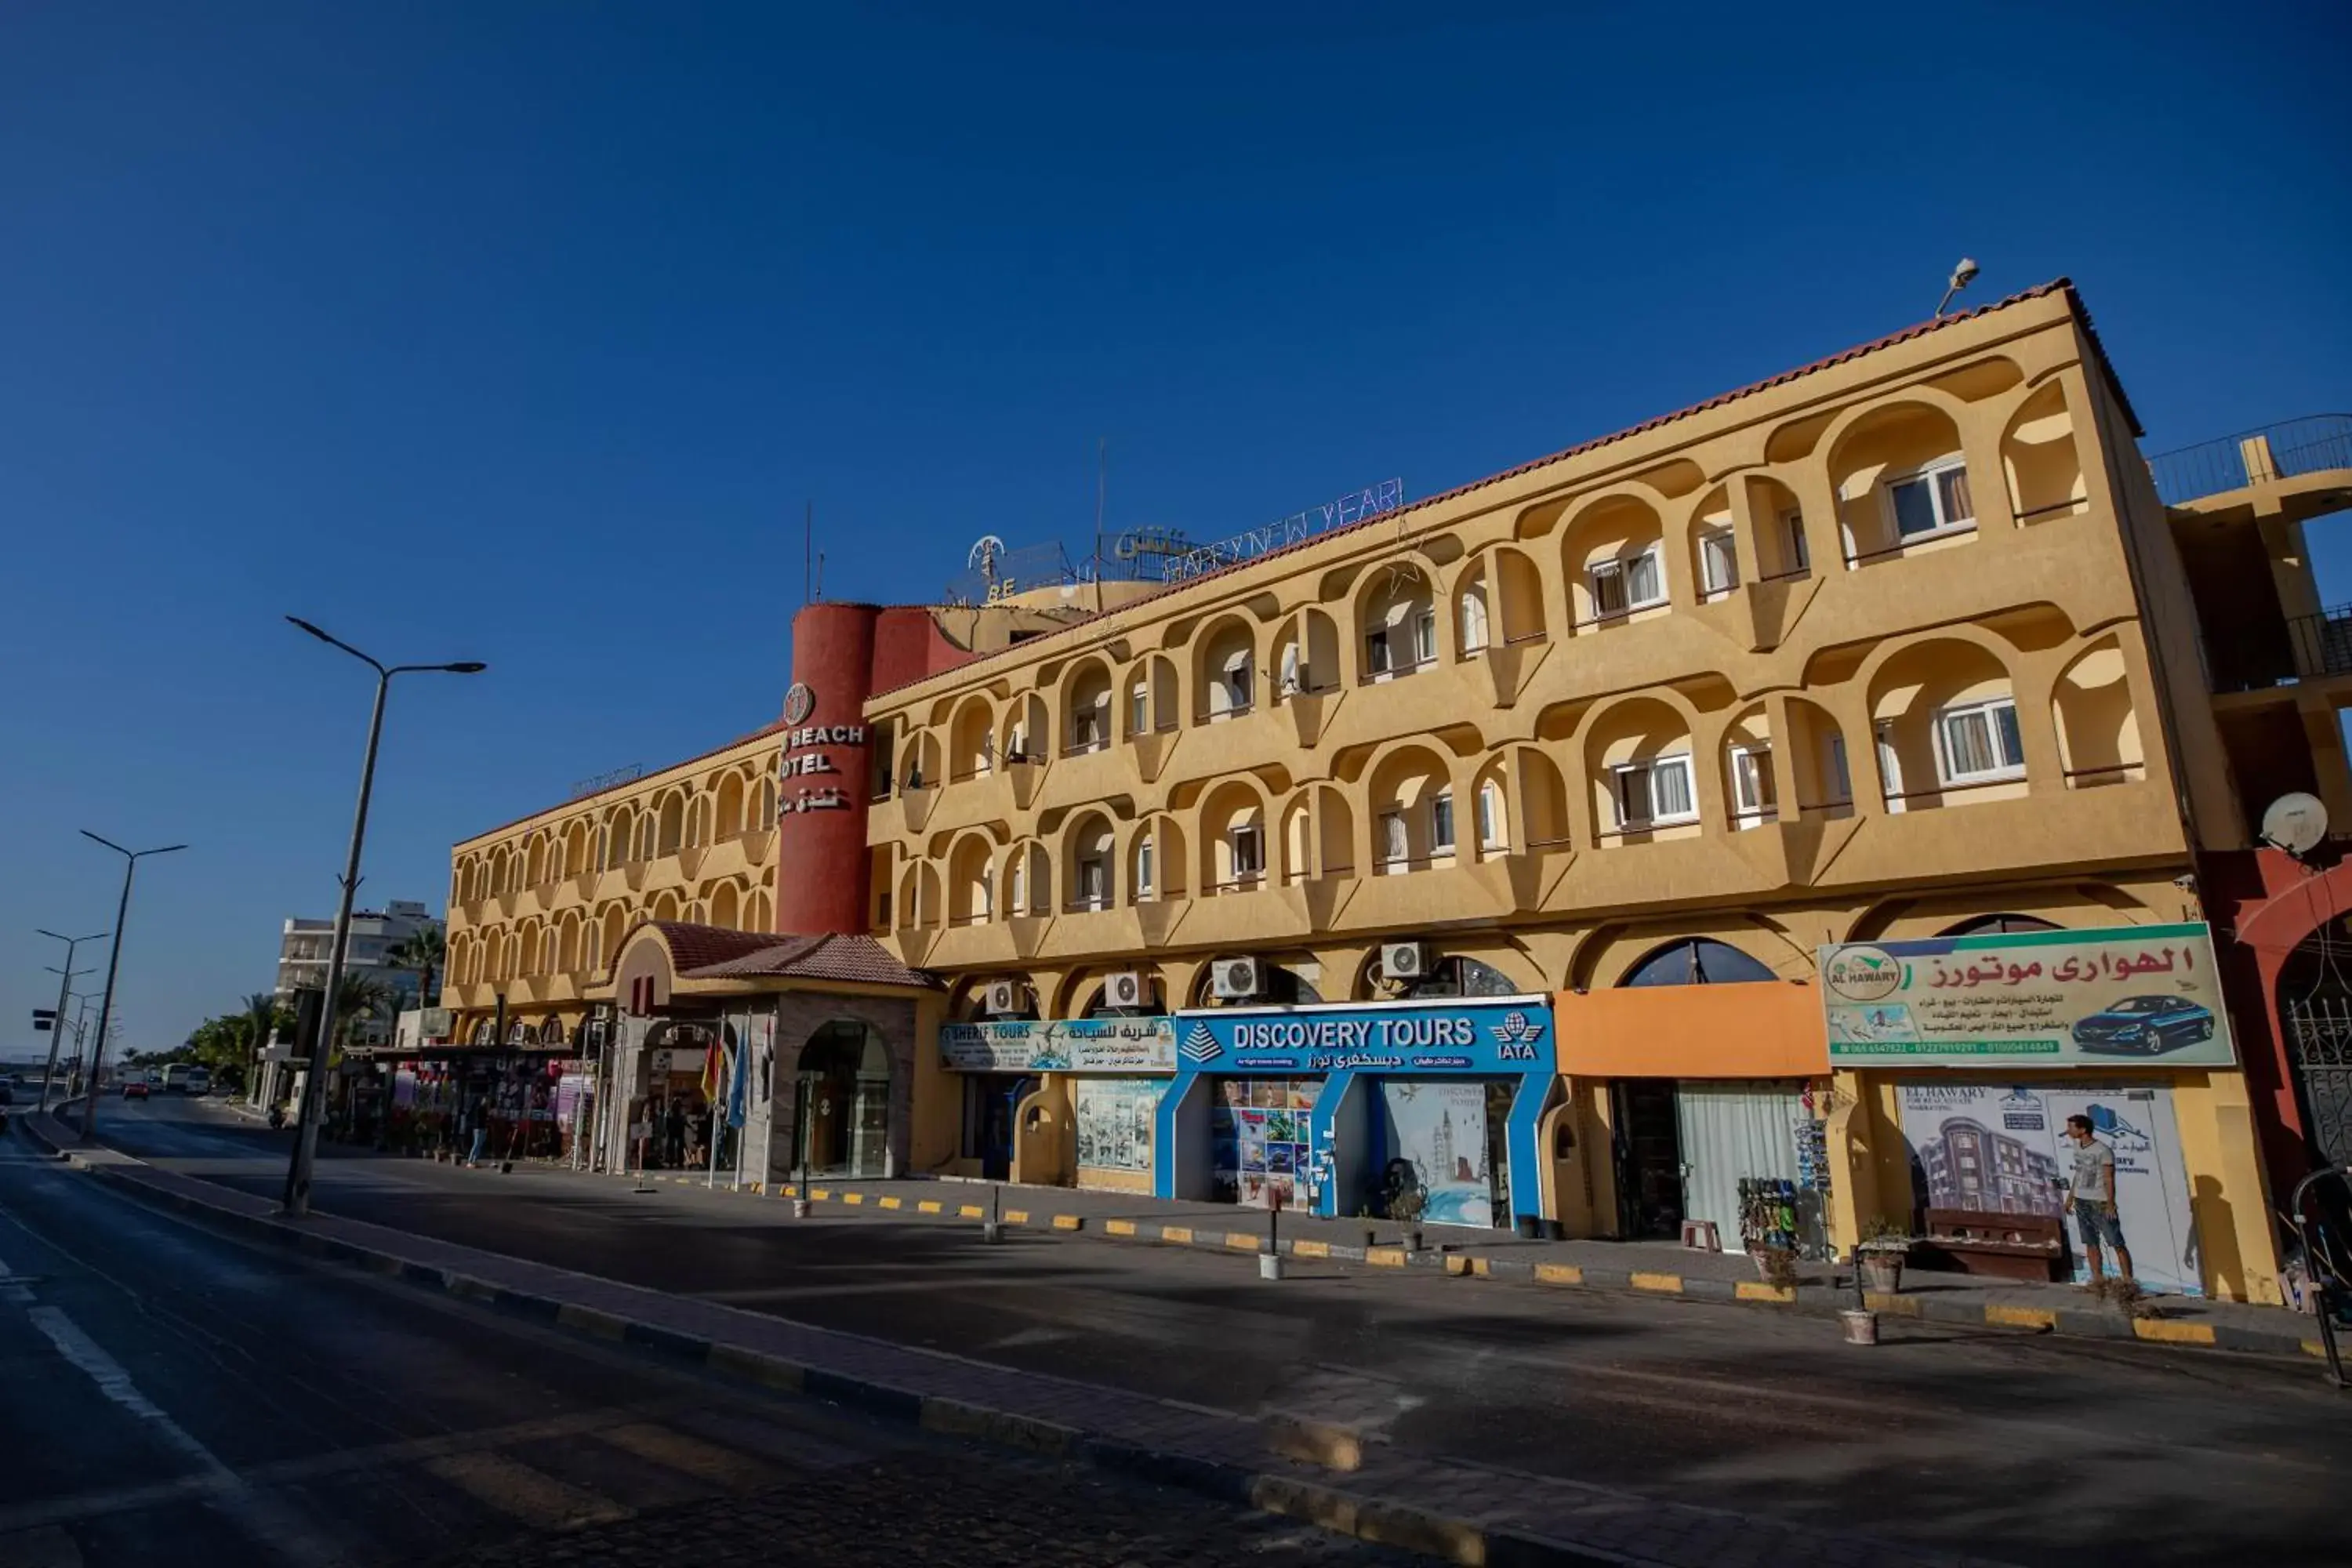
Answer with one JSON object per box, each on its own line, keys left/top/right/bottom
{"left": 779, "top": 722, "right": 866, "bottom": 813}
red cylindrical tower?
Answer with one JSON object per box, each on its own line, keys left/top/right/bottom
{"left": 773, "top": 602, "right": 883, "bottom": 936}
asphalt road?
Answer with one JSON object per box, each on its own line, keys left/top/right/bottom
{"left": 89, "top": 1098, "right": 2352, "bottom": 1568}
{"left": 0, "top": 1111, "right": 1424, "bottom": 1568}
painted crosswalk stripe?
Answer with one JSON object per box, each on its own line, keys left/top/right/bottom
{"left": 422, "top": 1452, "right": 631, "bottom": 1527}
{"left": 593, "top": 1423, "right": 776, "bottom": 1490}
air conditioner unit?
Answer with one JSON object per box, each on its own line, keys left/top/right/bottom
{"left": 1381, "top": 942, "right": 1430, "bottom": 982}
{"left": 1211, "top": 956, "right": 1262, "bottom": 1001}
{"left": 985, "top": 979, "right": 1025, "bottom": 1017}
{"left": 1104, "top": 971, "right": 1146, "bottom": 1011}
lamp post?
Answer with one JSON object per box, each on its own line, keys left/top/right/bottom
{"left": 35, "top": 929, "right": 106, "bottom": 1112}
{"left": 76, "top": 836, "right": 187, "bottom": 1139}
{"left": 281, "top": 615, "right": 485, "bottom": 1218}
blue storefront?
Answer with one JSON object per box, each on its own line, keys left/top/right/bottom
{"left": 1153, "top": 996, "right": 1556, "bottom": 1230}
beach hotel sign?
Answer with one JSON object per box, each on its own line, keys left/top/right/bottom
{"left": 1818, "top": 922, "right": 2237, "bottom": 1069}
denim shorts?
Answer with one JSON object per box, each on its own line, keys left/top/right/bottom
{"left": 2074, "top": 1198, "right": 2126, "bottom": 1250}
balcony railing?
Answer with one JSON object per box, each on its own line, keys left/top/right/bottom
{"left": 2211, "top": 602, "right": 2352, "bottom": 694}
{"left": 2147, "top": 415, "right": 2352, "bottom": 506}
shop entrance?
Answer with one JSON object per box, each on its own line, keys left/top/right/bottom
{"left": 2279, "top": 945, "right": 2352, "bottom": 1167}
{"left": 963, "top": 1073, "right": 1039, "bottom": 1181}
{"left": 1368, "top": 1077, "right": 1514, "bottom": 1229}
{"left": 1209, "top": 1076, "right": 1319, "bottom": 1209}
{"left": 1611, "top": 1079, "right": 1685, "bottom": 1239}
{"left": 795, "top": 1020, "right": 891, "bottom": 1178}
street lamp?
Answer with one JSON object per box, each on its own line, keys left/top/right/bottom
{"left": 35, "top": 929, "right": 107, "bottom": 1112}
{"left": 281, "top": 615, "right": 485, "bottom": 1218}
{"left": 76, "top": 835, "right": 187, "bottom": 1139}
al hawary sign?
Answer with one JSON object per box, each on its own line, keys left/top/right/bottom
{"left": 1817, "top": 922, "right": 2237, "bottom": 1069}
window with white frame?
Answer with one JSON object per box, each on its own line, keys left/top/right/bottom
{"left": 1477, "top": 779, "right": 1507, "bottom": 850}
{"left": 1220, "top": 652, "right": 1253, "bottom": 714}
{"left": 1136, "top": 834, "right": 1154, "bottom": 899}
{"left": 1229, "top": 824, "right": 1263, "bottom": 882}
{"left": 1008, "top": 855, "right": 1025, "bottom": 914}
{"left": 1414, "top": 607, "right": 1437, "bottom": 665}
{"left": 1610, "top": 754, "right": 1697, "bottom": 829}
{"left": 1782, "top": 507, "right": 1810, "bottom": 573}
{"left": 1698, "top": 528, "right": 1739, "bottom": 599}
{"left": 1430, "top": 789, "right": 1456, "bottom": 854}
{"left": 1590, "top": 546, "right": 1664, "bottom": 619}
{"left": 1364, "top": 626, "right": 1392, "bottom": 676}
{"left": 1459, "top": 588, "right": 1490, "bottom": 654}
{"left": 1130, "top": 683, "right": 1149, "bottom": 736}
{"left": 1934, "top": 696, "right": 2025, "bottom": 784}
{"left": 1378, "top": 810, "right": 1409, "bottom": 866}
{"left": 1885, "top": 457, "right": 1976, "bottom": 540}
{"left": 1076, "top": 857, "right": 1108, "bottom": 909}
{"left": 1729, "top": 744, "right": 1776, "bottom": 824}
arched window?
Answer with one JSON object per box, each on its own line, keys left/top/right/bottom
{"left": 1393, "top": 953, "right": 1519, "bottom": 999}
{"left": 1621, "top": 938, "right": 1777, "bottom": 986}
{"left": 1938, "top": 913, "right": 2063, "bottom": 936}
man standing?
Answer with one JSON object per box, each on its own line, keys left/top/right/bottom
{"left": 2064, "top": 1112, "right": 2132, "bottom": 1287}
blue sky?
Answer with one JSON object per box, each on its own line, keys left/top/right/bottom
{"left": 4, "top": 2, "right": 2347, "bottom": 1059}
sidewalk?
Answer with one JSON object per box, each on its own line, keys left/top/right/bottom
{"left": 589, "top": 1160, "right": 2325, "bottom": 1362}
{"left": 21, "top": 1111, "right": 2016, "bottom": 1568}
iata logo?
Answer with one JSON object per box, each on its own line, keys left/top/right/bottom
{"left": 782, "top": 683, "right": 816, "bottom": 727}
{"left": 1824, "top": 946, "right": 1904, "bottom": 1003}
{"left": 1490, "top": 1011, "right": 1547, "bottom": 1060}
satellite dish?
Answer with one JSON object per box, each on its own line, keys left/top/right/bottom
{"left": 967, "top": 535, "right": 1006, "bottom": 577}
{"left": 2261, "top": 792, "right": 2329, "bottom": 856}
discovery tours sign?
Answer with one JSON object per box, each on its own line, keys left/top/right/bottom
{"left": 1817, "top": 922, "right": 2237, "bottom": 1069}
{"left": 1172, "top": 997, "right": 1553, "bottom": 1075}
{"left": 937, "top": 1017, "right": 1176, "bottom": 1073}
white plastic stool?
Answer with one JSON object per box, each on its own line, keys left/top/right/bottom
{"left": 1679, "top": 1219, "right": 1722, "bottom": 1252}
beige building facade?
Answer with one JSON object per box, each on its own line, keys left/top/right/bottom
{"left": 441, "top": 280, "right": 2352, "bottom": 1304}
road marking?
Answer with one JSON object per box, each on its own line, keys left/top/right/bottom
{"left": 423, "top": 1451, "right": 631, "bottom": 1527}
{"left": 593, "top": 1422, "right": 777, "bottom": 1489}
{"left": 21, "top": 1306, "right": 345, "bottom": 1563}
{"left": 917, "top": 1200, "right": 944, "bottom": 1214}
{"left": 28, "top": 1305, "right": 227, "bottom": 1468}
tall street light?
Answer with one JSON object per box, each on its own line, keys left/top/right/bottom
{"left": 77, "top": 835, "right": 187, "bottom": 1139}
{"left": 35, "top": 929, "right": 106, "bottom": 1113}
{"left": 281, "top": 615, "right": 485, "bottom": 1218}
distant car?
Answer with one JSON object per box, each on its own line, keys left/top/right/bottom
{"left": 2072, "top": 995, "right": 2217, "bottom": 1055}
{"left": 183, "top": 1067, "right": 212, "bottom": 1095}
{"left": 121, "top": 1080, "right": 150, "bottom": 1100}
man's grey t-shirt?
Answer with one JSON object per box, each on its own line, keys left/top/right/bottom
{"left": 2071, "top": 1138, "right": 2114, "bottom": 1203}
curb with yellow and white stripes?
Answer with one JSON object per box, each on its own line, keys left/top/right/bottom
{"left": 646, "top": 1170, "right": 2326, "bottom": 1363}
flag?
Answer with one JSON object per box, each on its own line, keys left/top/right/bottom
{"left": 726, "top": 1039, "right": 749, "bottom": 1131}
{"left": 700, "top": 1041, "right": 720, "bottom": 1103}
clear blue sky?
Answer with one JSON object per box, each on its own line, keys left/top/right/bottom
{"left": 4, "top": 2, "right": 2347, "bottom": 1060}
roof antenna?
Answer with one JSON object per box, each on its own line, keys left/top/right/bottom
{"left": 1934, "top": 257, "right": 1980, "bottom": 318}
{"left": 1094, "top": 436, "right": 1108, "bottom": 615}
{"left": 803, "top": 499, "right": 813, "bottom": 606}
{"left": 815, "top": 550, "right": 826, "bottom": 603}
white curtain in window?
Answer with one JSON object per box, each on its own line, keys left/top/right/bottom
{"left": 1624, "top": 549, "right": 1662, "bottom": 606}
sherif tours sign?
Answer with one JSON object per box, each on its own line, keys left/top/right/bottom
{"left": 1818, "top": 922, "right": 2236, "bottom": 1070}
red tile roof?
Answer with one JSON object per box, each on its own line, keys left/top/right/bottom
{"left": 681, "top": 931, "right": 940, "bottom": 990}
{"left": 644, "top": 921, "right": 786, "bottom": 973}
{"left": 868, "top": 278, "right": 2127, "bottom": 703}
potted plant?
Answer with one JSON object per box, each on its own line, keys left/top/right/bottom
{"left": 1857, "top": 1216, "right": 1912, "bottom": 1294}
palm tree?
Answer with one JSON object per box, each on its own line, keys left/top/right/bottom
{"left": 387, "top": 924, "right": 447, "bottom": 1011}
{"left": 332, "top": 975, "right": 396, "bottom": 1047}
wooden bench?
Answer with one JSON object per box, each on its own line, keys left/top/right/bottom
{"left": 1917, "top": 1207, "right": 2065, "bottom": 1283}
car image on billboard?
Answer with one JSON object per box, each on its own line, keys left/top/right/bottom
{"left": 2070, "top": 995, "right": 2217, "bottom": 1056}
